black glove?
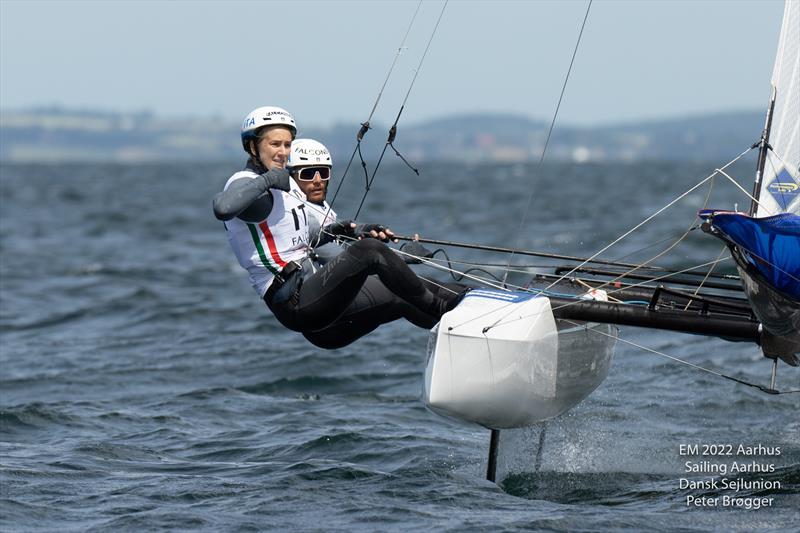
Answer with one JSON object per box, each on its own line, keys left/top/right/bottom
{"left": 314, "top": 220, "right": 355, "bottom": 246}
{"left": 318, "top": 221, "right": 392, "bottom": 243}
{"left": 260, "top": 168, "right": 291, "bottom": 192}
{"left": 354, "top": 223, "right": 388, "bottom": 240}
{"left": 325, "top": 220, "right": 356, "bottom": 237}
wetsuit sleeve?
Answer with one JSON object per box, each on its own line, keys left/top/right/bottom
{"left": 212, "top": 169, "right": 290, "bottom": 221}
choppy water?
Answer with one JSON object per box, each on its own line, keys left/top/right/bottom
{"left": 1, "top": 159, "right": 798, "bottom": 531}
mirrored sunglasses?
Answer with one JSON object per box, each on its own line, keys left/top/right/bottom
{"left": 294, "top": 166, "right": 331, "bottom": 181}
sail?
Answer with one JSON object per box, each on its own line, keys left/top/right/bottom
{"left": 757, "top": 0, "right": 800, "bottom": 217}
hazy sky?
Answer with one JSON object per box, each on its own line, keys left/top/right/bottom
{"left": 0, "top": 0, "right": 787, "bottom": 128}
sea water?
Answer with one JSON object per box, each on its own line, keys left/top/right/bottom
{"left": 1, "top": 160, "right": 798, "bottom": 531}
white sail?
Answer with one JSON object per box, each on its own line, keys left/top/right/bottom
{"left": 757, "top": 0, "right": 800, "bottom": 217}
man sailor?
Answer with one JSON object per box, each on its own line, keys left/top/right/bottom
{"left": 212, "top": 107, "right": 460, "bottom": 348}
{"left": 284, "top": 138, "right": 342, "bottom": 265}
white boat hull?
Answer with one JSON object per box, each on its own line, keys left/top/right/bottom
{"left": 423, "top": 289, "right": 617, "bottom": 429}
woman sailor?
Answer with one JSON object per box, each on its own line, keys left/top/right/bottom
{"left": 213, "top": 106, "right": 461, "bottom": 348}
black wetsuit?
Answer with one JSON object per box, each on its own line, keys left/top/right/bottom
{"left": 302, "top": 276, "right": 463, "bottom": 349}
{"left": 265, "top": 238, "right": 457, "bottom": 344}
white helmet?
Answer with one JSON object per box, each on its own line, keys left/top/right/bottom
{"left": 288, "top": 138, "right": 332, "bottom": 168}
{"left": 240, "top": 106, "right": 297, "bottom": 153}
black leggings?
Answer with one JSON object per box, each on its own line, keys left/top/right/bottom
{"left": 300, "top": 275, "right": 436, "bottom": 349}
{"left": 302, "top": 278, "right": 467, "bottom": 349}
{"left": 267, "top": 239, "right": 455, "bottom": 339}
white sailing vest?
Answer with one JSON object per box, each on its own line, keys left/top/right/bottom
{"left": 222, "top": 171, "right": 313, "bottom": 297}
{"left": 298, "top": 194, "right": 337, "bottom": 237}
{"left": 291, "top": 190, "right": 343, "bottom": 265}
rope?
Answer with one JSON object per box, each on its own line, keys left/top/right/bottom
{"left": 325, "top": 1, "right": 423, "bottom": 231}
{"left": 365, "top": 1, "right": 422, "bottom": 126}
{"left": 443, "top": 255, "right": 735, "bottom": 331}
{"left": 610, "top": 226, "right": 728, "bottom": 272}
{"left": 538, "top": 146, "right": 754, "bottom": 297}
{"left": 324, "top": 231, "right": 742, "bottom": 310}
{"left": 392, "top": 234, "right": 685, "bottom": 274}
{"left": 715, "top": 167, "right": 776, "bottom": 217}
{"left": 574, "top": 166, "right": 718, "bottom": 294}
{"left": 683, "top": 245, "right": 728, "bottom": 311}
{"left": 352, "top": 0, "right": 449, "bottom": 221}
{"left": 471, "top": 147, "right": 754, "bottom": 333}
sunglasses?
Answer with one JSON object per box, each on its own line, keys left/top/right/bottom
{"left": 292, "top": 166, "right": 331, "bottom": 181}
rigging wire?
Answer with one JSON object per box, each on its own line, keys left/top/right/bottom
{"left": 393, "top": 242, "right": 735, "bottom": 302}
{"left": 609, "top": 226, "right": 736, "bottom": 279}
{"left": 450, "top": 248, "right": 730, "bottom": 305}
{"left": 398, "top": 243, "right": 738, "bottom": 292}
{"left": 352, "top": 0, "right": 449, "bottom": 220}
{"left": 439, "top": 251, "right": 736, "bottom": 332}
{"left": 536, "top": 147, "right": 754, "bottom": 297}
{"left": 683, "top": 245, "right": 729, "bottom": 311}
{"left": 392, "top": 235, "right": 686, "bottom": 274}
{"left": 572, "top": 163, "right": 719, "bottom": 292}
{"left": 390, "top": 233, "right": 740, "bottom": 280}
{"left": 715, "top": 166, "right": 776, "bottom": 216}
{"left": 332, "top": 231, "right": 737, "bottom": 307}
{"left": 324, "top": 231, "right": 745, "bottom": 306}
{"left": 502, "top": 0, "right": 593, "bottom": 285}
{"left": 465, "top": 147, "right": 755, "bottom": 333}
{"left": 559, "top": 320, "right": 799, "bottom": 395}
{"left": 321, "top": 1, "right": 423, "bottom": 245}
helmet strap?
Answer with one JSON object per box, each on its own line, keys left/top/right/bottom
{"left": 247, "top": 139, "right": 268, "bottom": 170}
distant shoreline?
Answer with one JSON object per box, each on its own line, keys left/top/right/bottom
{"left": 0, "top": 107, "right": 763, "bottom": 164}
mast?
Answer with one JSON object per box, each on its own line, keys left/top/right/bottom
{"left": 749, "top": 87, "right": 776, "bottom": 216}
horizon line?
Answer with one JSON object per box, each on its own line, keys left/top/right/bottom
{"left": 0, "top": 104, "right": 766, "bottom": 131}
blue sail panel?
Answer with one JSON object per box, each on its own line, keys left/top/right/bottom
{"left": 699, "top": 211, "right": 800, "bottom": 299}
